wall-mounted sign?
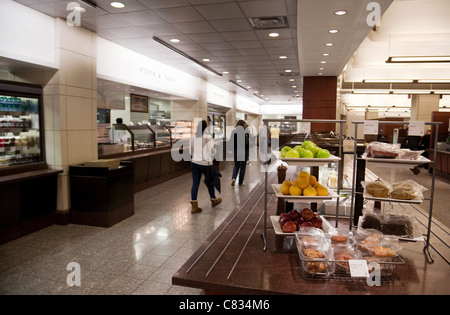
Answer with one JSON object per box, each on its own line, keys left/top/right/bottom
{"left": 130, "top": 94, "right": 148, "bottom": 113}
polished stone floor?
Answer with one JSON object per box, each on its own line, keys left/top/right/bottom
{"left": 0, "top": 161, "right": 264, "bottom": 295}
{"left": 0, "top": 158, "right": 449, "bottom": 295}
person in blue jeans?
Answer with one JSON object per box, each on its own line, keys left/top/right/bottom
{"left": 190, "top": 120, "right": 222, "bottom": 214}
{"left": 230, "top": 120, "right": 250, "bottom": 186}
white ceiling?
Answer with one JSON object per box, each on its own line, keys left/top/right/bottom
{"left": 10, "top": 0, "right": 449, "bottom": 106}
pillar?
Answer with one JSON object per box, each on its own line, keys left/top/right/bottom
{"left": 44, "top": 18, "right": 98, "bottom": 222}
{"left": 410, "top": 94, "right": 440, "bottom": 125}
{"left": 302, "top": 76, "right": 338, "bottom": 131}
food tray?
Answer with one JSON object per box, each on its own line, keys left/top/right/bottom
{"left": 273, "top": 151, "right": 341, "bottom": 166}
{"left": 270, "top": 215, "right": 333, "bottom": 236}
{"left": 361, "top": 154, "right": 431, "bottom": 166}
{"left": 272, "top": 184, "right": 339, "bottom": 201}
{"left": 363, "top": 193, "right": 423, "bottom": 204}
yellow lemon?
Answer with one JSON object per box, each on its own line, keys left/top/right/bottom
{"left": 316, "top": 185, "right": 328, "bottom": 196}
{"left": 280, "top": 180, "right": 292, "bottom": 195}
{"left": 289, "top": 185, "right": 302, "bottom": 196}
{"left": 298, "top": 171, "right": 310, "bottom": 179}
{"left": 309, "top": 175, "right": 318, "bottom": 187}
{"left": 297, "top": 176, "right": 310, "bottom": 189}
{"left": 303, "top": 185, "right": 317, "bottom": 196}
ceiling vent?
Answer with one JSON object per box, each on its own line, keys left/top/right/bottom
{"left": 249, "top": 16, "right": 289, "bottom": 29}
{"left": 280, "top": 72, "right": 300, "bottom": 77}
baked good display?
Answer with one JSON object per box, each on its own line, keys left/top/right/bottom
{"left": 372, "top": 246, "right": 397, "bottom": 258}
{"left": 303, "top": 249, "right": 328, "bottom": 274}
{"left": 335, "top": 252, "right": 356, "bottom": 269}
{"left": 357, "top": 234, "right": 384, "bottom": 251}
{"left": 365, "top": 180, "right": 390, "bottom": 198}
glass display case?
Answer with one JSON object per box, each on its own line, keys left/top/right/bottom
{"left": 0, "top": 81, "right": 43, "bottom": 172}
{"left": 113, "top": 123, "right": 172, "bottom": 151}
{"left": 149, "top": 124, "right": 172, "bottom": 148}
{"left": 156, "top": 119, "right": 192, "bottom": 142}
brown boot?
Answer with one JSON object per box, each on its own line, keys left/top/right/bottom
{"left": 190, "top": 201, "right": 202, "bottom": 214}
{"left": 211, "top": 197, "right": 222, "bottom": 207}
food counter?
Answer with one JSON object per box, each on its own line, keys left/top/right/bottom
{"left": 427, "top": 149, "right": 450, "bottom": 180}
{"left": 172, "top": 173, "right": 450, "bottom": 295}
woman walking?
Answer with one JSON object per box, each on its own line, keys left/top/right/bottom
{"left": 230, "top": 120, "right": 250, "bottom": 186}
{"left": 190, "top": 120, "right": 222, "bottom": 214}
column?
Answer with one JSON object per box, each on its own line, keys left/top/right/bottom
{"left": 410, "top": 94, "right": 440, "bottom": 124}
{"left": 302, "top": 76, "right": 338, "bottom": 131}
{"left": 45, "top": 18, "right": 98, "bottom": 221}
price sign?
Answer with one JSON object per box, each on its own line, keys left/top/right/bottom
{"left": 364, "top": 120, "right": 379, "bottom": 135}
{"left": 349, "top": 260, "right": 370, "bottom": 278}
{"left": 408, "top": 121, "right": 425, "bottom": 136}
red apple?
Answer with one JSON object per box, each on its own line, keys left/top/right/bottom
{"left": 288, "top": 209, "right": 301, "bottom": 221}
{"left": 282, "top": 221, "right": 297, "bottom": 233}
{"left": 310, "top": 216, "right": 323, "bottom": 229}
{"left": 294, "top": 217, "right": 305, "bottom": 227}
{"left": 279, "top": 216, "right": 292, "bottom": 227}
{"left": 299, "top": 221, "right": 313, "bottom": 228}
{"left": 300, "top": 208, "right": 314, "bottom": 221}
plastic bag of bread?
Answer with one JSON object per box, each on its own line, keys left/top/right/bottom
{"left": 364, "top": 142, "right": 400, "bottom": 159}
{"left": 362, "top": 179, "right": 392, "bottom": 198}
{"left": 390, "top": 180, "right": 427, "bottom": 201}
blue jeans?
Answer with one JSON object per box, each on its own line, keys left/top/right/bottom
{"left": 191, "top": 162, "right": 216, "bottom": 201}
{"left": 232, "top": 161, "right": 247, "bottom": 185}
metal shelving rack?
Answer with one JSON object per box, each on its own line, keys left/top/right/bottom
{"left": 261, "top": 119, "right": 346, "bottom": 251}
{"left": 349, "top": 120, "right": 442, "bottom": 263}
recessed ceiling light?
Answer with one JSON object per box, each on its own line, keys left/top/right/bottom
{"left": 322, "top": 53, "right": 330, "bottom": 56}
{"left": 237, "top": 80, "right": 242, "bottom": 83}
{"left": 320, "top": 61, "right": 327, "bottom": 64}
{"left": 269, "top": 32, "right": 280, "bottom": 38}
{"left": 334, "top": 10, "right": 347, "bottom": 16}
{"left": 325, "top": 42, "right": 334, "bottom": 46}
{"left": 328, "top": 29, "right": 339, "bottom": 34}
{"left": 279, "top": 56, "right": 287, "bottom": 59}
{"left": 202, "top": 58, "right": 210, "bottom": 62}
{"left": 111, "top": 2, "right": 125, "bottom": 8}
{"left": 222, "top": 71, "right": 229, "bottom": 74}
{"left": 289, "top": 79, "right": 295, "bottom": 82}
{"left": 170, "top": 38, "right": 180, "bottom": 43}
{"left": 285, "top": 70, "right": 292, "bottom": 73}
{"left": 318, "top": 67, "right": 325, "bottom": 70}
{"left": 292, "top": 86, "right": 297, "bottom": 88}
{"left": 318, "top": 73, "right": 324, "bottom": 75}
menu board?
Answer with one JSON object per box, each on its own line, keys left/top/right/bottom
{"left": 130, "top": 94, "right": 148, "bottom": 113}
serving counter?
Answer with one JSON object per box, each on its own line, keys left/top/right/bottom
{"left": 172, "top": 173, "right": 450, "bottom": 295}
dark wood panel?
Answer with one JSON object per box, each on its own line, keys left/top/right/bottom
{"left": 303, "top": 76, "right": 337, "bottom": 101}
{"left": 0, "top": 183, "right": 20, "bottom": 228}
{"left": 148, "top": 154, "right": 162, "bottom": 179}
{"left": 134, "top": 157, "right": 149, "bottom": 184}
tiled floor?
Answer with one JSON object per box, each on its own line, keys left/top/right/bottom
{"left": 0, "top": 161, "right": 264, "bottom": 295}
{"left": 1, "top": 158, "right": 449, "bottom": 295}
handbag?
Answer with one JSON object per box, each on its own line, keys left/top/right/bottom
{"left": 343, "top": 136, "right": 355, "bottom": 152}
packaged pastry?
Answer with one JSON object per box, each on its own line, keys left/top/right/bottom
{"left": 365, "top": 142, "right": 400, "bottom": 159}
{"left": 361, "top": 212, "right": 382, "bottom": 230}
{"left": 364, "top": 179, "right": 391, "bottom": 198}
{"left": 390, "top": 180, "right": 426, "bottom": 201}
{"left": 297, "top": 232, "right": 332, "bottom": 275}
{"left": 334, "top": 246, "right": 362, "bottom": 273}
{"left": 381, "top": 215, "right": 413, "bottom": 237}
{"left": 328, "top": 227, "right": 354, "bottom": 245}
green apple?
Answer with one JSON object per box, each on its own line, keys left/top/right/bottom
{"left": 315, "top": 148, "right": 330, "bottom": 159}
{"left": 299, "top": 149, "right": 314, "bottom": 158}
{"left": 293, "top": 145, "right": 304, "bottom": 155}
{"left": 304, "top": 143, "right": 319, "bottom": 155}
{"left": 285, "top": 149, "right": 300, "bottom": 158}
{"left": 301, "top": 140, "right": 314, "bottom": 149}
{"left": 280, "top": 146, "right": 292, "bottom": 158}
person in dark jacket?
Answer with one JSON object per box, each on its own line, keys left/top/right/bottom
{"left": 230, "top": 120, "right": 250, "bottom": 186}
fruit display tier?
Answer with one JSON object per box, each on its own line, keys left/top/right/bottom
{"left": 272, "top": 184, "right": 338, "bottom": 201}
{"left": 273, "top": 151, "right": 340, "bottom": 166}
{"left": 270, "top": 215, "right": 333, "bottom": 236}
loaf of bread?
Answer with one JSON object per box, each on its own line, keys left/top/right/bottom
{"left": 390, "top": 183, "right": 416, "bottom": 200}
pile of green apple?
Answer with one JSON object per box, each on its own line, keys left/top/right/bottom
{"left": 280, "top": 140, "right": 331, "bottom": 159}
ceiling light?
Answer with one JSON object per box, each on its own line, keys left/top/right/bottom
{"left": 417, "top": 79, "right": 450, "bottom": 83}
{"left": 334, "top": 10, "right": 347, "bottom": 16}
{"left": 269, "top": 32, "right": 280, "bottom": 38}
{"left": 318, "top": 67, "right": 325, "bottom": 70}
{"left": 222, "top": 71, "right": 229, "bottom": 74}
{"left": 318, "top": 73, "right": 323, "bottom": 75}
{"left": 292, "top": 86, "right": 297, "bottom": 88}
{"left": 322, "top": 53, "right": 330, "bottom": 56}
{"left": 202, "top": 58, "right": 210, "bottom": 62}
{"left": 392, "top": 90, "right": 432, "bottom": 94}
{"left": 279, "top": 56, "right": 287, "bottom": 59}
{"left": 386, "top": 56, "right": 450, "bottom": 63}
{"left": 325, "top": 43, "right": 334, "bottom": 47}
{"left": 285, "top": 70, "right": 292, "bottom": 73}
{"left": 110, "top": 2, "right": 125, "bottom": 8}
{"left": 320, "top": 61, "right": 327, "bottom": 64}
{"left": 289, "top": 79, "right": 295, "bottom": 82}
{"left": 170, "top": 39, "right": 180, "bottom": 43}
{"left": 328, "top": 29, "right": 339, "bottom": 33}
{"left": 363, "top": 79, "right": 414, "bottom": 83}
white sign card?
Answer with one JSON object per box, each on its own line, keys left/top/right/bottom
{"left": 364, "top": 120, "right": 379, "bottom": 135}
{"left": 348, "top": 260, "right": 370, "bottom": 278}
{"left": 408, "top": 121, "right": 425, "bottom": 136}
